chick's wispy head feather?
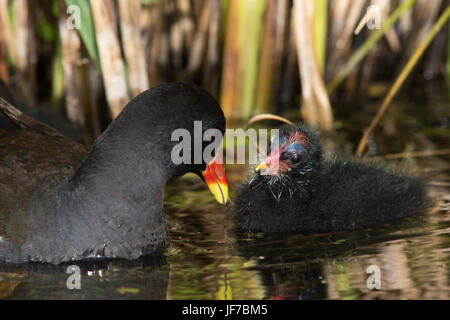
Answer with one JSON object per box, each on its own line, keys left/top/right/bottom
{"left": 250, "top": 123, "right": 323, "bottom": 202}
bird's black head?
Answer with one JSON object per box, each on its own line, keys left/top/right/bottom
{"left": 251, "top": 123, "right": 323, "bottom": 201}
{"left": 68, "top": 82, "right": 228, "bottom": 205}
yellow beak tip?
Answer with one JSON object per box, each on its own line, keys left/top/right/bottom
{"left": 255, "top": 161, "right": 267, "bottom": 172}
{"left": 207, "top": 182, "right": 228, "bottom": 205}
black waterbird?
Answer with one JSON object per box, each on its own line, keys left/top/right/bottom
{"left": 0, "top": 82, "right": 228, "bottom": 264}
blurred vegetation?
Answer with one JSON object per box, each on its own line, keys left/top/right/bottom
{"left": 0, "top": 0, "right": 448, "bottom": 149}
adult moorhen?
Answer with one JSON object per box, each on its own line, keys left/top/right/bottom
{"left": 233, "top": 123, "right": 430, "bottom": 232}
{"left": 0, "top": 82, "right": 228, "bottom": 264}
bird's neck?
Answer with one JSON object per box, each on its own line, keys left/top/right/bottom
{"left": 53, "top": 139, "right": 174, "bottom": 257}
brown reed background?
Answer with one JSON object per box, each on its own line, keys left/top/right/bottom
{"left": 0, "top": 0, "right": 448, "bottom": 142}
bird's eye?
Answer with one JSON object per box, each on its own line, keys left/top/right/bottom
{"left": 290, "top": 155, "right": 301, "bottom": 164}
{"left": 280, "top": 152, "right": 289, "bottom": 161}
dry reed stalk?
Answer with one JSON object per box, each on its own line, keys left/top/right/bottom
{"left": 186, "top": 0, "right": 212, "bottom": 75}
{"left": 239, "top": 0, "right": 266, "bottom": 119}
{"left": 203, "top": 0, "right": 221, "bottom": 97}
{"left": 140, "top": 4, "right": 153, "bottom": 84}
{"left": 220, "top": 0, "right": 241, "bottom": 121}
{"left": 293, "top": 0, "right": 333, "bottom": 130}
{"left": 169, "top": 1, "right": 183, "bottom": 71}
{"left": 405, "top": 0, "right": 442, "bottom": 53}
{"left": 118, "top": 0, "right": 149, "bottom": 97}
{"left": 314, "top": 0, "right": 328, "bottom": 73}
{"left": 86, "top": 61, "right": 103, "bottom": 138}
{"left": 0, "top": 0, "right": 24, "bottom": 74}
{"left": 11, "top": 0, "right": 30, "bottom": 72}
{"left": 278, "top": 19, "right": 299, "bottom": 109}
{"left": 327, "top": 0, "right": 366, "bottom": 80}
{"left": 400, "top": 0, "right": 446, "bottom": 66}
{"left": 147, "top": 3, "right": 163, "bottom": 86}
{"left": 158, "top": 0, "right": 172, "bottom": 80}
{"left": 399, "top": 0, "right": 414, "bottom": 35}
{"left": 0, "top": 14, "right": 8, "bottom": 84}
{"left": 140, "top": 3, "right": 153, "bottom": 32}
{"left": 245, "top": 113, "right": 294, "bottom": 129}
{"left": 90, "top": 0, "right": 129, "bottom": 118}
{"left": 385, "top": 28, "right": 401, "bottom": 54}
{"left": 374, "top": 0, "right": 401, "bottom": 53}
{"left": 358, "top": 0, "right": 394, "bottom": 98}
{"left": 15, "top": 0, "right": 37, "bottom": 100}
{"left": 170, "top": 0, "right": 194, "bottom": 72}
{"left": 59, "top": 0, "right": 84, "bottom": 126}
{"left": 0, "top": 0, "right": 10, "bottom": 48}
{"left": 423, "top": 22, "right": 448, "bottom": 79}
{"left": 399, "top": 0, "right": 442, "bottom": 71}
{"left": 255, "top": 0, "right": 289, "bottom": 113}
{"left": 191, "top": 0, "right": 203, "bottom": 20}
{"left": 177, "top": 0, "right": 194, "bottom": 50}
{"left": 381, "top": 10, "right": 402, "bottom": 54}
{"left": 10, "top": 0, "right": 35, "bottom": 103}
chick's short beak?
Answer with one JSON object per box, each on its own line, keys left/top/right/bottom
{"left": 255, "top": 147, "right": 281, "bottom": 174}
{"left": 255, "top": 160, "right": 268, "bottom": 172}
{"left": 202, "top": 154, "right": 228, "bottom": 205}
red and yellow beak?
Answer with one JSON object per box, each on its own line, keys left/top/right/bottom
{"left": 255, "top": 147, "right": 281, "bottom": 174}
{"left": 202, "top": 154, "right": 228, "bottom": 205}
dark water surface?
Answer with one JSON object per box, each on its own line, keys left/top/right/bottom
{"left": 0, "top": 94, "right": 449, "bottom": 299}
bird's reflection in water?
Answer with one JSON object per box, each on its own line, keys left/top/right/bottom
{"left": 233, "top": 214, "right": 440, "bottom": 300}
{"left": 0, "top": 254, "right": 169, "bottom": 299}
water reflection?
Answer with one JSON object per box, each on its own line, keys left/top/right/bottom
{"left": 0, "top": 255, "right": 169, "bottom": 299}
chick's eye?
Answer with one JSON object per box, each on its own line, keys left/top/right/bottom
{"left": 290, "top": 155, "right": 301, "bottom": 164}
{"left": 280, "top": 152, "right": 289, "bottom": 160}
